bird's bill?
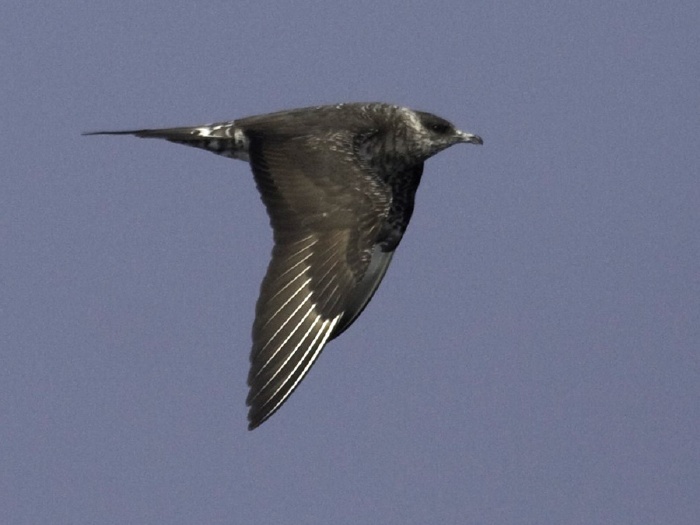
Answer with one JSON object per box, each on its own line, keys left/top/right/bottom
{"left": 456, "top": 130, "right": 483, "bottom": 145}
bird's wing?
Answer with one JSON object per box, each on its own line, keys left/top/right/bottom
{"left": 245, "top": 130, "right": 392, "bottom": 429}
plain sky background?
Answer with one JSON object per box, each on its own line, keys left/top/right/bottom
{"left": 2, "top": 2, "right": 698, "bottom": 524}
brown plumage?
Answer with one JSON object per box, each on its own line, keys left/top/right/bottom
{"left": 85, "top": 102, "right": 482, "bottom": 429}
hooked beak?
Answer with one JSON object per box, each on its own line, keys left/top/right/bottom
{"left": 456, "top": 130, "right": 483, "bottom": 145}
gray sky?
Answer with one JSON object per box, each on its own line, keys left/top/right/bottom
{"left": 2, "top": 2, "right": 698, "bottom": 524}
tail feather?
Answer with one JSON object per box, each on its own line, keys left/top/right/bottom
{"left": 82, "top": 121, "right": 250, "bottom": 161}
{"left": 82, "top": 128, "right": 193, "bottom": 139}
{"left": 83, "top": 122, "right": 230, "bottom": 139}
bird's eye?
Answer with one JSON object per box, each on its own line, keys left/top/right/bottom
{"left": 430, "top": 123, "right": 451, "bottom": 134}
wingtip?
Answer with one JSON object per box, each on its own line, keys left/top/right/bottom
{"left": 246, "top": 401, "right": 273, "bottom": 430}
{"left": 247, "top": 408, "right": 270, "bottom": 431}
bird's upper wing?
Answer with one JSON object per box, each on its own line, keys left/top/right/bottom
{"left": 245, "top": 129, "right": 393, "bottom": 429}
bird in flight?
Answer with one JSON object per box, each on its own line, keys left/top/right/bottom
{"left": 85, "top": 102, "right": 482, "bottom": 429}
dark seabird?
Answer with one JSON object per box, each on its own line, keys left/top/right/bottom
{"left": 85, "top": 102, "right": 482, "bottom": 429}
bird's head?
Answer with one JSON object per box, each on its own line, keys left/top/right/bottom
{"left": 409, "top": 110, "right": 483, "bottom": 159}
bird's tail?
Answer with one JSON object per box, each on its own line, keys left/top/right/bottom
{"left": 83, "top": 122, "right": 250, "bottom": 161}
{"left": 82, "top": 126, "right": 206, "bottom": 139}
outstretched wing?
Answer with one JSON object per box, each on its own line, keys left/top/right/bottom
{"left": 245, "top": 129, "right": 393, "bottom": 429}
{"left": 84, "top": 118, "right": 401, "bottom": 429}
